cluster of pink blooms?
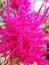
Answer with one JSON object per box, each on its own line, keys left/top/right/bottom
{"left": 0, "top": 0, "right": 49, "bottom": 65}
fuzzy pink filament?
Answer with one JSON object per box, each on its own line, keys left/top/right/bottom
{"left": 0, "top": 0, "right": 49, "bottom": 65}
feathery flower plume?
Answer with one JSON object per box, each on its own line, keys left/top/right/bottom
{"left": 0, "top": 0, "right": 49, "bottom": 65}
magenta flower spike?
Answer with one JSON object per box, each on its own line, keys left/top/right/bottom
{"left": 0, "top": 0, "right": 49, "bottom": 65}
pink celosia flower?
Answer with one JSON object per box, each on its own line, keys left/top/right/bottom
{"left": 0, "top": 0, "right": 49, "bottom": 65}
